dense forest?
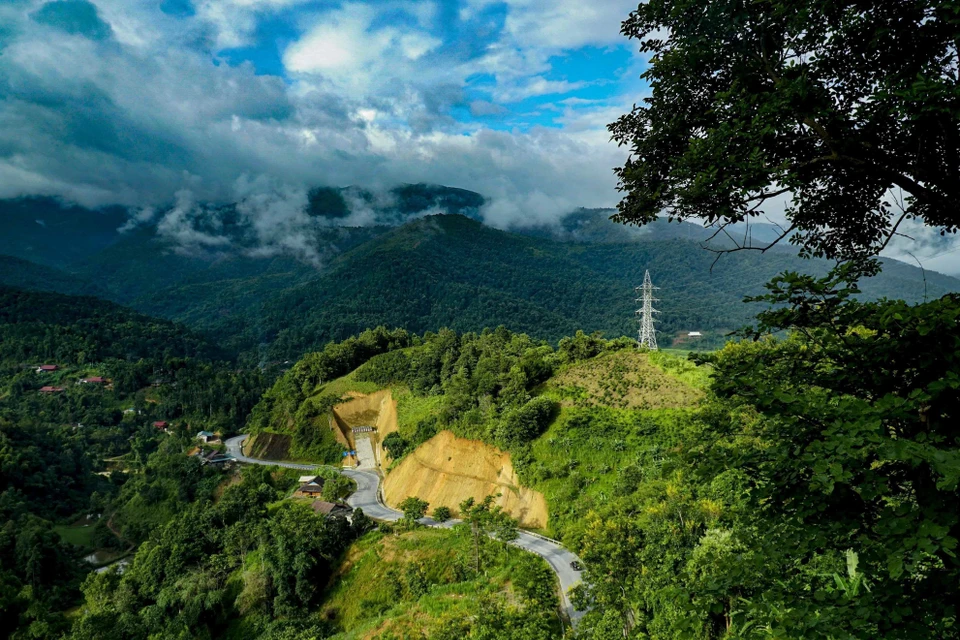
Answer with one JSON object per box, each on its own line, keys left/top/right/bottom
{"left": 0, "top": 287, "right": 266, "bottom": 638}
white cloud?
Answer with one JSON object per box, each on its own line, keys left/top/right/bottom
{"left": 0, "top": 0, "right": 638, "bottom": 242}
{"left": 283, "top": 3, "right": 442, "bottom": 95}
{"left": 493, "top": 76, "right": 587, "bottom": 102}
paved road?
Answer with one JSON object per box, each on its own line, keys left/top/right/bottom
{"left": 224, "top": 435, "right": 585, "bottom": 625}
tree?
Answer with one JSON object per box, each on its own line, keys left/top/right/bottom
{"left": 381, "top": 432, "right": 410, "bottom": 459}
{"left": 674, "top": 268, "right": 960, "bottom": 637}
{"left": 458, "top": 495, "right": 518, "bottom": 574}
{"left": 496, "top": 397, "right": 555, "bottom": 447}
{"left": 321, "top": 475, "right": 353, "bottom": 503}
{"left": 610, "top": 0, "right": 960, "bottom": 259}
{"left": 398, "top": 497, "right": 429, "bottom": 523}
{"left": 432, "top": 506, "right": 451, "bottom": 523}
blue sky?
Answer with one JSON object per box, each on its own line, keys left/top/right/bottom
{"left": 0, "top": 0, "right": 651, "bottom": 227}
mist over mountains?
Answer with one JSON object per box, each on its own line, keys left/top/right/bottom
{"left": 1, "top": 184, "right": 958, "bottom": 362}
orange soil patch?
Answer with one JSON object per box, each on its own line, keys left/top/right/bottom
{"left": 383, "top": 430, "right": 548, "bottom": 529}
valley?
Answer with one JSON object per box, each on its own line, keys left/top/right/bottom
{"left": 4, "top": 0, "right": 960, "bottom": 637}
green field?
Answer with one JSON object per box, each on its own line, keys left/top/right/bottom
{"left": 54, "top": 522, "right": 96, "bottom": 548}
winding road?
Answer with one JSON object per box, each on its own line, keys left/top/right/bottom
{"left": 225, "top": 435, "right": 585, "bottom": 625}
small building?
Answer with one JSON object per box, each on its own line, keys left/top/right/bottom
{"left": 153, "top": 421, "right": 168, "bottom": 430}
{"left": 295, "top": 481, "right": 325, "bottom": 498}
{"left": 39, "top": 386, "right": 65, "bottom": 394}
{"left": 688, "top": 331, "right": 703, "bottom": 338}
{"left": 311, "top": 501, "right": 351, "bottom": 518}
{"left": 36, "top": 365, "right": 59, "bottom": 373}
{"left": 298, "top": 475, "right": 320, "bottom": 485}
{"left": 80, "top": 376, "right": 107, "bottom": 384}
{"left": 196, "top": 430, "right": 218, "bottom": 443}
{"left": 201, "top": 450, "right": 233, "bottom": 465}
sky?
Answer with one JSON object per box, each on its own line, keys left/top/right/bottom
{"left": 2, "top": 0, "right": 958, "bottom": 274}
{"left": 0, "top": 0, "right": 647, "bottom": 228}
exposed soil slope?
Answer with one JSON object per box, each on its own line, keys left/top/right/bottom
{"left": 330, "top": 389, "right": 399, "bottom": 467}
{"left": 383, "top": 430, "right": 548, "bottom": 529}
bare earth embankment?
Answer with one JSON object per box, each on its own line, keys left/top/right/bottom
{"left": 330, "top": 389, "right": 398, "bottom": 467}
{"left": 383, "top": 430, "right": 549, "bottom": 529}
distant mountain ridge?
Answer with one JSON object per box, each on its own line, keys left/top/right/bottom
{"left": 1, "top": 187, "right": 958, "bottom": 362}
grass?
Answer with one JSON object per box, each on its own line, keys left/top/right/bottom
{"left": 54, "top": 521, "right": 97, "bottom": 548}
{"left": 316, "top": 370, "right": 382, "bottom": 398}
{"left": 545, "top": 349, "right": 704, "bottom": 411}
{"left": 648, "top": 349, "right": 713, "bottom": 390}
{"left": 520, "top": 349, "right": 707, "bottom": 544}
{"left": 392, "top": 386, "right": 443, "bottom": 437}
{"left": 319, "top": 526, "right": 561, "bottom": 639}
{"left": 525, "top": 404, "right": 696, "bottom": 545}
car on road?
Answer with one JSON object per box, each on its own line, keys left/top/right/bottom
{"left": 570, "top": 560, "right": 583, "bottom": 571}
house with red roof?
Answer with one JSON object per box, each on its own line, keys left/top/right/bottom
{"left": 39, "top": 386, "right": 65, "bottom": 394}
{"left": 36, "top": 365, "right": 59, "bottom": 373}
{"left": 80, "top": 376, "right": 107, "bottom": 384}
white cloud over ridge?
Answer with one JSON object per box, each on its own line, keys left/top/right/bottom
{"left": 0, "top": 0, "right": 639, "bottom": 249}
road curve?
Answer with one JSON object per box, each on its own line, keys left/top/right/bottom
{"left": 224, "top": 435, "right": 585, "bottom": 625}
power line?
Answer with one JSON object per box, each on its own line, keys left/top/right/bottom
{"left": 636, "top": 270, "right": 659, "bottom": 351}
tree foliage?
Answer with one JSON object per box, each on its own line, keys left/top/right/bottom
{"left": 611, "top": 0, "right": 960, "bottom": 259}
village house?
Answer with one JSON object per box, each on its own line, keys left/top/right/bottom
{"left": 295, "top": 480, "right": 325, "bottom": 498}
{"left": 39, "top": 386, "right": 65, "bottom": 394}
{"left": 311, "top": 501, "right": 351, "bottom": 518}
{"left": 195, "top": 430, "right": 219, "bottom": 443}
{"left": 153, "top": 421, "right": 168, "bottom": 431}
{"left": 80, "top": 376, "right": 107, "bottom": 384}
{"left": 36, "top": 364, "right": 59, "bottom": 373}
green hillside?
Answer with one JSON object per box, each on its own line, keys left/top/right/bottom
{"left": 249, "top": 274, "right": 960, "bottom": 638}
{"left": 0, "top": 255, "right": 105, "bottom": 298}
{"left": 243, "top": 215, "right": 960, "bottom": 360}
{"left": 2, "top": 193, "right": 958, "bottom": 364}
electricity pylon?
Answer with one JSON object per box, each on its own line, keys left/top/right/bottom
{"left": 636, "top": 270, "right": 659, "bottom": 351}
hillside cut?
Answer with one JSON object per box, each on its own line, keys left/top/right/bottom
{"left": 383, "top": 430, "right": 548, "bottom": 529}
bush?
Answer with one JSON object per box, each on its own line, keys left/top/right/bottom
{"left": 398, "top": 496, "right": 429, "bottom": 522}
{"left": 432, "top": 506, "right": 451, "bottom": 522}
{"left": 382, "top": 432, "right": 410, "bottom": 459}
{"left": 496, "top": 396, "right": 556, "bottom": 447}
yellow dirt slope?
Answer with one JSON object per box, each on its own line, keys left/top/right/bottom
{"left": 383, "top": 430, "right": 548, "bottom": 529}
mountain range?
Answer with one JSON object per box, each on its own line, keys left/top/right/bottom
{"left": 1, "top": 185, "right": 958, "bottom": 362}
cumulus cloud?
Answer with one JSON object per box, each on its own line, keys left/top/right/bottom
{"left": 0, "top": 0, "right": 641, "bottom": 255}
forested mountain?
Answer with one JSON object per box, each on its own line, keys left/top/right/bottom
{"left": 0, "top": 287, "right": 267, "bottom": 637}
{"left": 0, "top": 255, "right": 107, "bottom": 298}
{"left": 250, "top": 215, "right": 960, "bottom": 359}
{"left": 1, "top": 190, "right": 958, "bottom": 364}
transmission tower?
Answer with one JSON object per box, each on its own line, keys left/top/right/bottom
{"left": 636, "top": 270, "right": 659, "bottom": 351}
